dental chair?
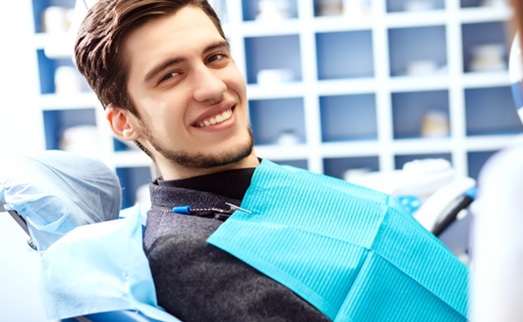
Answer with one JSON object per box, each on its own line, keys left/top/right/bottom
{"left": 0, "top": 150, "right": 175, "bottom": 322}
{"left": 1, "top": 148, "right": 473, "bottom": 322}
{"left": 349, "top": 157, "right": 476, "bottom": 263}
{"left": 4, "top": 207, "right": 164, "bottom": 322}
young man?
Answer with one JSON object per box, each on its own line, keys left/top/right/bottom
{"left": 75, "top": 1, "right": 469, "bottom": 321}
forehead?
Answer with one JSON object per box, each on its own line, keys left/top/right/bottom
{"left": 123, "top": 6, "right": 223, "bottom": 79}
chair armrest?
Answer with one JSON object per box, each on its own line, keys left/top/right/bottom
{"left": 64, "top": 310, "right": 167, "bottom": 322}
{"left": 2, "top": 203, "right": 38, "bottom": 250}
{"left": 6, "top": 209, "right": 30, "bottom": 235}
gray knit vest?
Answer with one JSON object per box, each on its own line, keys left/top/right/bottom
{"left": 144, "top": 182, "right": 330, "bottom": 322}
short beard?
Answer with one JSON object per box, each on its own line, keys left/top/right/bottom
{"left": 140, "top": 121, "right": 255, "bottom": 170}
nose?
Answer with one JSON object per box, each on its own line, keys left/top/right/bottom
{"left": 192, "top": 65, "right": 227, "bottom": 104}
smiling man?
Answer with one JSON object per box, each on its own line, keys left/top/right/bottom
{"left": 75, "top": 2, "right": 327, "bottom": 320}
{"left": 90, "top": 6, "right": 259, "bottom": 179}
{"left": 74, "top": 1, "right": 469, "bottom": 321}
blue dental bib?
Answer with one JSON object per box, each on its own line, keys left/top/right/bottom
{"left": 208, "top": 159, "right": 468, "bottom": 321}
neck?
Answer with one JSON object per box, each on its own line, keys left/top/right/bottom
{"left": 158, "top": 153, "right": 260, "bottom": 180}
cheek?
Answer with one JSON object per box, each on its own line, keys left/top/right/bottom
{"left": 146, "top": 105, "right": 188, "bottom": 141}
{"left": 134, "top": 96, "right": 173, "bottom": 125}
{"left": 225, "top": 66, "right": 247, "bottom": 95}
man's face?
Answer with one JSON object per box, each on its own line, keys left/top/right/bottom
{"left": 121, "top": 6, "right": 256, "bottom": 179}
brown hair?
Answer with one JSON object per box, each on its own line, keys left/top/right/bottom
{"left": 74, "top": 0, "right": 225, "bottom": 115}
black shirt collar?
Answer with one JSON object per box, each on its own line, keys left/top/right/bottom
{"left": 157, "top": 167, "right": 256, "bottom": 201}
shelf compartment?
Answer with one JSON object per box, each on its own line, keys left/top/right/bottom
{"left": 313, "top": 0, "right": 372, "bottom": 18}
{"left": 388, "top": 25, "right": 447, "bottom": 77}
{"left": 244, "top": 34, "right": 302, "bottom": 84}
{"left": 464, "top": 86, "right": 523, "bottom": 136}
{"left": 391, "top": 90, "right": 450, "bottom": 139}
{"left": 386, "top": 0, "right": 445, "bottom": 13}
{"left": 314, "top": 0, "right": 343, "bottom": 17}
{"left": 316, "top": 30, "right": 374, "bottom": 80}
{"left": 36, "top": 49, "right": 87, "bottom": 95}
{"left": 461, "top": 21, "right": 510, "bottom": 73}
{"left": 323, "top": 156, "right": 380, "bottom": 181}
{"left": 273, "top": 159, "right": 308, "bottom": 170}
{"left": 467, "top": 150, "right": 496, "bottom": 180}
{"left": 242, "top": 0, "right": 299, "bottom": 22}
{"left": 320, "top": 93, "right": 377, "bottom": 142}
{"left": 36, "top": 49, "right": 59, "bottom": 94}
{"left": 394, "top": 153, "right": 452, "bottom": 170}
{"left": 32, "top": 0, "right": 76, "bottom": 34}
{"left": 42, "top": 108, "right": 97, "bottom": 151}
{"left": 249, "top": 97, "right": 306, "bottom": 145}
{"left": 116, "top": 166, "right": 153, "bottom": 209}
{"left": 460, "top": 0, "right": 508, "bottom": 8}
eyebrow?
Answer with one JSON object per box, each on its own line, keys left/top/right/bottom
{"left": 143, "top": 40, "right": 231, "bottom": 83}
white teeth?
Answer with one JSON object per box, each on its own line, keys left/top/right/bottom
{"left": 198, "top": 109, "right": 232, "bottom": 128}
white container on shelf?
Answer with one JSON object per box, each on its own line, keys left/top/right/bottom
{"left": 481, "top": 0, "right": 507, "bottom": 7}
{"left": 404, "top": 0, "right": 436, "bottom": 12}
{"left": 257, "top": 68, "right": 294, "bottom": 85}
{"left": 420, "top": 110, "right": 450, "bottom": 138}
{"left": 42, "top": 6, "right": 73, "bottom": 33}
{"left": 342, "top": 0, "right": 371, "bottom": 17}
{"left": 406, "top": 59, "right": 439, "bottom": 75}
{"left": 317, "top": 0, "right": 343, "bottom": 16}
{"left": 469, "top": 43, "right": 507, "bottom": 72}
{"left": 54, "top": 66, "right": 84, "bottom": 95}
{"left": 256, "top": 0, "right": 291, "bottom": 20}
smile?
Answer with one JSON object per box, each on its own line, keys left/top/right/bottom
{"left": 196, "top": 109, "right": 233, "bottom": 128}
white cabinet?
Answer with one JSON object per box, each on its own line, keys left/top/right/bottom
{"left": 222, "top": 0, "right": 521, "bottom": 180}
{"left": 31, "top": 0, "right": 520, "bottom": 206}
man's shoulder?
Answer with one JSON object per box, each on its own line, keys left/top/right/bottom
{"left": 257, "top": 159, "right": 401, "bottom": 211}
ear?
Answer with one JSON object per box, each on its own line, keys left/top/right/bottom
{"left": 105, "top": 105, "right": 141, "bottom": 141}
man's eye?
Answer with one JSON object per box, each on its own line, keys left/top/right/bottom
{"left": 159, "top": 71, "right": 179, "bottom": 83}
{"left": 208, "top": 53, "right": 226, "bottom": 63}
